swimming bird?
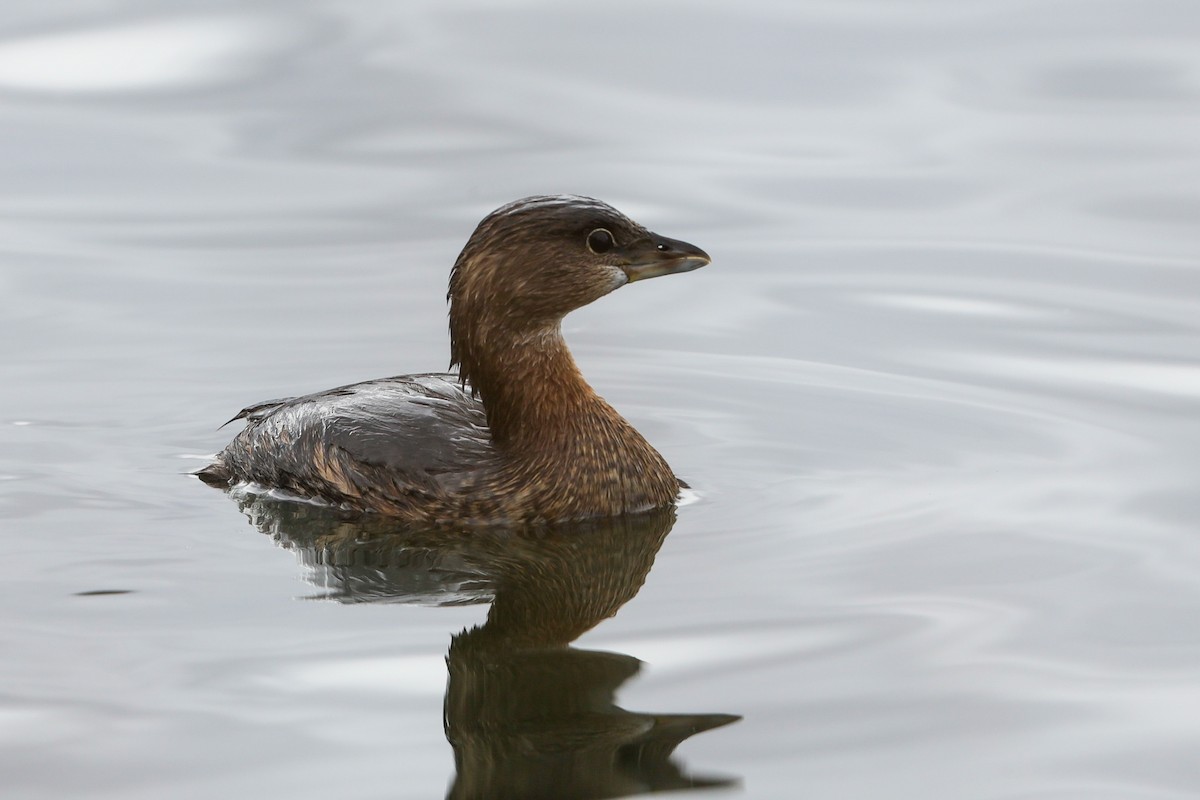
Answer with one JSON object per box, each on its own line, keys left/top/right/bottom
{"left": 198, "top": 195, "right": 709, "bottom": 524}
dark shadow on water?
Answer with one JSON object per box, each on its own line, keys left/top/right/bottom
{"left": 234, "top": 493, "right": 741, "bottom": 798}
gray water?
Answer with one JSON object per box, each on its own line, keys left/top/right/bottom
{"left": 3, "top": 1, "right": 1200, "bottom": 798}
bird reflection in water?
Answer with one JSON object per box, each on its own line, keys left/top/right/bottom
{"left": 234, "top": 493, "right": 740, "bottom": 798}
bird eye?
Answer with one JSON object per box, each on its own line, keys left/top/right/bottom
{"left": 587, "top": 228, "right": 615, "bottom": 254}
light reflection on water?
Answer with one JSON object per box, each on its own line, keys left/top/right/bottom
{"left": 2, "top": 1, "right": 1200, "bottom": 798}
{"left": 0, "top": 17, "right": 276, "bottom": 93}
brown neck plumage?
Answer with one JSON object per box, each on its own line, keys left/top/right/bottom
{"left": 455, "top": 322, "right": 610, "bottom": 452}
{"left": 448, "top": 240, "right": 617, "bottom": 454}
{"left": 447, "top": 238, "right": 679, "bottom": 518}
{"left": 449, "top": 279, "right": 680, "bottom": 519}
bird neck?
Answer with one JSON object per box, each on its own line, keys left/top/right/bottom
{"left": 455, "top": 319, "right": 680, "bottom": 519}
{"left": 468, "top": 325, "right": 617, "bottom": 453}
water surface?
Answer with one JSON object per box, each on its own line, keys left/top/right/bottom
{"left": 3, "top": 1, "right": 1200, "bottom": 798}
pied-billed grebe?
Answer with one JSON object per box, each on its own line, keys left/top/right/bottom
{"left": 198, "top": 195, "right": 709, "bottom": 523}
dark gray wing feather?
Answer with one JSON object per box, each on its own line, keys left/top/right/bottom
{"left": 313, "top": 374, "right": 491, "bottom": 475}
{"left": 207, "top": 373, "right": 494, "bottom": 506}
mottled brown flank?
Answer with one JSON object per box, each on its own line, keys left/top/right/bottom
{"left": 199, "top": 196, "right": 702, "bottom": 524}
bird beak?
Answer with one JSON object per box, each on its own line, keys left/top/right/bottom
{"left": 621, "top": 234, "right": 711, "bottom": 283}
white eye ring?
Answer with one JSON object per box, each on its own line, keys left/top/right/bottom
{"left": 587, "top": 228, "right": 615, "bottom": 254}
